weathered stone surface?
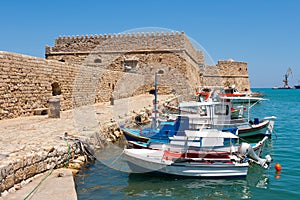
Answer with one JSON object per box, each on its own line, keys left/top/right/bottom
{"left": 24, "top": 164, "right": 38, "bottom": 179}
{"left": 0, "top": 32, "right": 250, "bottom": 121}
{"left": 3, "top": 174, "right": 15, "bottom": 191}
{"left": 14, "top": 168, "right": 25, "bottom": 183}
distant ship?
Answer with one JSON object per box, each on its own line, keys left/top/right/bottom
{"left": 272, "top": 67, "right": 293, "bottom": 89}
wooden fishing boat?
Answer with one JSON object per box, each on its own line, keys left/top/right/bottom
{"left": 123, "top": 130, "right": 271, "bottom": 178}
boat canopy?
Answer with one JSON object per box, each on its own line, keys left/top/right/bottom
{"left": 219, "top": 96, "right": 267, "bottom": 101}
{"left": 184, "top": 129, "right": 239, "bottom": 139}
{"left": 179, "top": 101, "right": 221, "bottom": 108}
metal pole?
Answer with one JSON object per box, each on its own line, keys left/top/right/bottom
{"left": 152, "top": 72, "right": 158, "bottom": 130}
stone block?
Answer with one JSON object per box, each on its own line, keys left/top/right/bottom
{"left": 14, "top": 168, "right": 25, "bottom": 183}
{"left": 12, "top": 158, "right": 24, "bottom": 171}
{"left": 2, "top": 174, "right": 15, "bottom": 191}
{"left": 24, "top": 164, "right": 37, "bottom": 179}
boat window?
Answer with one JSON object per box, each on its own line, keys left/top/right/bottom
{"left": 180, "top": 106, "right": 207, "bottom": 116}
{"left": 214, "top": 105, "right": 229, "bottom": 115}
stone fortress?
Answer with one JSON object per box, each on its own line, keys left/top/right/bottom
{"left": 0, "top": 31, "right": 250, "bottom": 120}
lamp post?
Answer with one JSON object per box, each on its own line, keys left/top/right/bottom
{"left": 152, "top": 70, "right": 164, "bottom": 130}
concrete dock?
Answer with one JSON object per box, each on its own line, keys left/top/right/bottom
{"left": 1, "top": 169, "right": 77, "bottom": 200}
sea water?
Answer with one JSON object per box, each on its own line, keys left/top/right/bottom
{"left": 75, "top": 89, "right": 300, "bottom": 200}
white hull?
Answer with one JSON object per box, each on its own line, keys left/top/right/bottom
{"left": 187, "top": 118, "right": 274, "bottom": 138}
{"left": 123, "top": 149, "right": 249, "bottom": 178}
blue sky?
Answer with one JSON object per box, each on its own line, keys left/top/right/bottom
{"left": 1, "top": 0, "right": 299, "bottom": 88}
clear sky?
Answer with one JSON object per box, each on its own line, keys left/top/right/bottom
{"left": 1, "top": 0, "right": 299, "bottom": 88}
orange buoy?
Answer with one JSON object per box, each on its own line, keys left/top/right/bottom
{"left": 275, "top": 162, "right": 282, "bottom": 171}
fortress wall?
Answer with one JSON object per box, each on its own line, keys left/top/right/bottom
{"left": 0, "top": 32, "right": 252, "bottom": 120}
{"left": 46, "top": 32, "right": 205, "bottom": 66}
{"left": 0, "top": 50, "right": 201, "bottom": 120}
{"left": 50, "top": 32, "right": 185, "bottom": 52}
{"left": 202, "top": 60, "right": 251, "bottom": 92}
{"left": 0, "top": 52, "right": 127, "bottom": 120}
{"left": 0, "top": 49, "right": 201, "bottom": 121}
{"left": 97, "top": 51, "right": 201, "bottom": 101}
{"left": 183, "top": 34, "right": 204, "bottom": 65}
{"left": 217, "top": 60, "right": 250, "bottom": 92}
{"left": 0, "top": 51, "right": 78, "bottom": 120}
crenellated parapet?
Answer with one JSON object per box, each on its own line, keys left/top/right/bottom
{"left": 46, "top": 31, "right": 204, "bottom": 65}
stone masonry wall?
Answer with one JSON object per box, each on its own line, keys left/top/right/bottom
{"left": 46, "top": 32, "right": 205, "bottom": 66}
{"left": 0, "top": 144, "right": 79, "bottom": 193}
{"left": 0, "top": 32, "right": 251, "bottom": 120}
{"left": 202, "top": 60, "right": 251, "bottom": 92}
{"left": 0, "top": 50, "right": 202, "bottom": 120}
{"left": 217, "top": 60, "right": 250, "bottom": 92}
{"left": 45, "top": 31, "right": 205, "bottom": 104}
{"left": 0, "top": 51, "right": 79, "bottom": 120}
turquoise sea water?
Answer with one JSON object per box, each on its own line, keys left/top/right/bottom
{"left": 75, "top": 89, "right": 300, "bottom": 200}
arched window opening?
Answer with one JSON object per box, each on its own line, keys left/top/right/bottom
{"left": 94, "top": 58, "right": 102, "bottom": 63}
{"left": 51, "top": 82, "right": 61, "bottom": 96}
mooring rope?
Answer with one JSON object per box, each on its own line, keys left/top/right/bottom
{"left": 23, "top": 168, "right": 54, "bottom": 200}
{"left": 23, "top": 136, "right": 72, "bottom": 200}
{"left": 64, "top": 137, "right": 71, "bottom": 167}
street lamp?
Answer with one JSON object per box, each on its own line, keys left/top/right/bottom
{"left": 152, "top": 70, "right": 164, "bottom": 130}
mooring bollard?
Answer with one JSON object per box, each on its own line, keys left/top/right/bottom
{"left": 48, "top": 98, "right": 60, "bottom": 118}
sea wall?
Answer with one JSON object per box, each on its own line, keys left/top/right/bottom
{"left": 0, "top": 142, "right": 79, "bottom": 193}
{"left": 0, "top": 120, "right": 122, "bottom": 194}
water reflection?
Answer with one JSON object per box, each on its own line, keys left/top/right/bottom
{"left": 247, "top": 164, "right": 270, "bottom": 190}
{"left": 84, "top": 138, "right": 272, "bottom": 199}
{"left": 75, "top": 155, "right": 272, "bottom": 200}
{"left": 125, "top": 173, "right": 251, "bottom": 199}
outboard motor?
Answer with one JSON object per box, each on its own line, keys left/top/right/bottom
{"left": 238, "top": 143, "right": 272, "bottom": 169}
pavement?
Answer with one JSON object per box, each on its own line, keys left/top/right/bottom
{"left": 1, "top": 169, "right": 77, "bottom": 200}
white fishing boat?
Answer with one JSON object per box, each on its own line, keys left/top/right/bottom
{"left": 123, "top": 129, "right": 271, "bottom": 178}
{"left": 167, "top": 97, "right": 276, "bottom": 138}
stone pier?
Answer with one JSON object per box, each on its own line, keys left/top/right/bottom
{"left": 0, "top": 94, "right": 172, "bottom": 198}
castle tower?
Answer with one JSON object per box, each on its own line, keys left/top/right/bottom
{"left": 217, "top": 59, "right": 251, "bottom": 92}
